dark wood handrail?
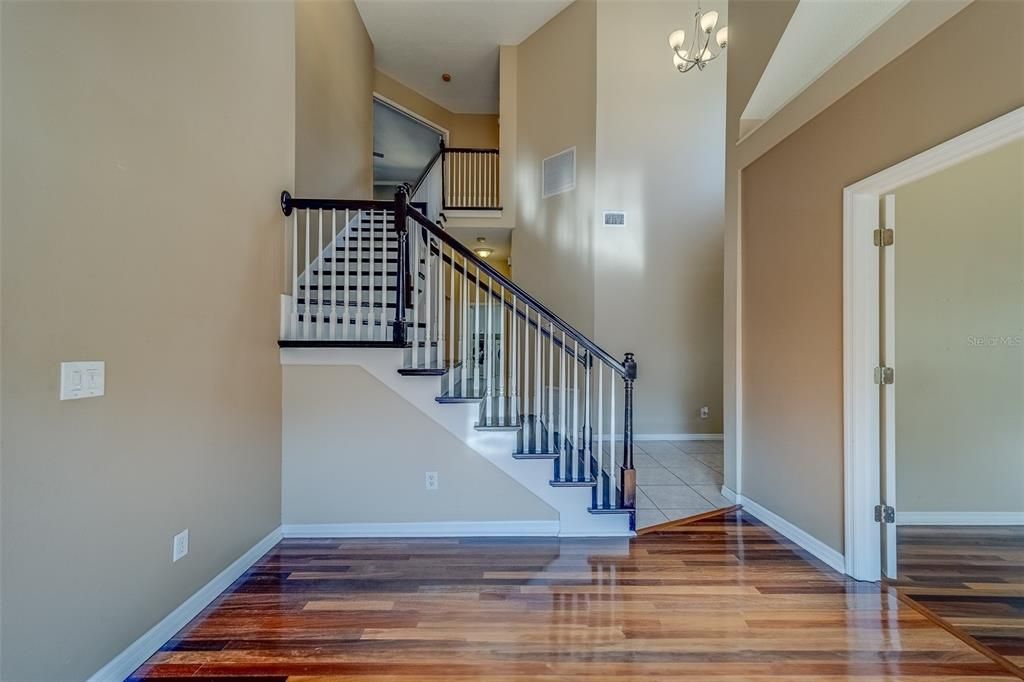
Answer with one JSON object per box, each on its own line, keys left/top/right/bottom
{"left": 404, "top": 203, "right": 627, "bottom": 377}
{"left": 281, "top": 191, "right": 393, "bottom": 216}
{"left": 407, "top": 146, "right": 444, "bottom": 198}
{"left": 443, "top": 147, "right": 500, "bottom": 154}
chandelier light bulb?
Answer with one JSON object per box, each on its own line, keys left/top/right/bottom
{"left": 716, "top": 25, "right": 729, "bottom": 48}
{"left": 668, "top": 4, "right": 726, "bottom": 75}
{"left": 668, "top": 29, "right": 687, "bottom": 51}
{"left": 700, "top": 9, "right": 718, "bottom": 33}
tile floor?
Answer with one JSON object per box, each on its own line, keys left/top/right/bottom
{"left": 630, "top": 439, "right": 730, "bottom": 529}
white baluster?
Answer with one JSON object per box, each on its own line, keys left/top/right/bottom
{"left": 461, "top": 257, "right": 469, "bottom": 396}
{"left": 511, "top": 295, "right": 518, "bottom": 421}
{"left": 317, "top": 209, "right": 324, "bottom": 339}
{"left": 499, "top": 286, "right": 507, "bottom": 423}
{"left": 547, "top": 321, "right": 554, "bottom": 453}
{"left": 290, "top": 212, "right": 298, "bottom": 338}
{"left": 303, "top": 210, "right": 311, "bottom": 339}
{"left": 534, "top": 309, "right": 541, "bottom": 449}
{"left": 560, "top": 331, "right": 568, "bottom": 479}
{"left": 448, "top": 247, "right": 456, "bottom": 380}
{"left": 597, "top": 365, "right": 604, "bottom": 508}
{"left": 573, "top": 340, "right": 580, "bottom": 478}
{"left": 437, "top": 241, "right": 445, "bottom": 369}
{"left": 473, "top": 266, "right": 481, "bottom": 396}
{"left": 355, "top": 210, "right": 364, "bottom": 339}
{"left": 484, "top": 276, "right": 493, "bottom": 422}
{"left": 411, "top": 225, "right": 420, "bottom": 366}
{"left": 522, "top": 303, "right": 529, "bottom": 430}
{"left": 609, "top": 370, "right": 617, "bottom": 508}
{"left": 424, "top": 233, "right": 433, "bottom": 368}
{"left": 329, "top": 209, "right": 337, "bottom": 340}
{"left": 342, "top": 209, "right": 350, "bottom": 340}
{"left": 379, "top": 210, "right": 387, "bottom": 341}
{"left": 584, "top": 353, "right": 591, "bottom": 481}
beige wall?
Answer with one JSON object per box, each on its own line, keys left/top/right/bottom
{"left": 723, "top": 0, "right": 798, "bottom": 491}
{"left": 894, "top": 139, "right": 1024, "bottom": 514}
{"left": 283, "top": 365, "right": 556, "bottom": 523}
{"left": 723, "top": 0, "right": 971, "bottom": 494}
{"left": 511, "top": 0, "right": 727, "bottom": 435}
{"left": 374, "top": 70, "right": 499, "bottom": 149}
{"left": 296, "top": 0, "right": 373, "bottom": 198}
{"left": 738, "top": 0, "right": 1024, "bottom": 552}
{"left": 513, "top": 0, "right": 597, "bottom": 336}
{"left": 0, "top": 1, "right": 294, "bottom": 679}
{"left": 593, "top": 0, "right": 726, "bottom": 435}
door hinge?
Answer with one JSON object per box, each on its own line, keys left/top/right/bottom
{"left": 874, "top": 366, "right": 895, "bottom": 385}
{"left": 873, "top": 228, "right": 894, "bottom": 247}
{"left": 874, "top": 504, "right": 895, "bottom": 523}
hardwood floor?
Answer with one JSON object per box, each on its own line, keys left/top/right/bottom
{"left": 895, "top": 525, "right": 1024, "bottom": 673}
{"left": 132, "top": 511, "right": 1019, "bottom": 680}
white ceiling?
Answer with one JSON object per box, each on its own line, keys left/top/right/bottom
{"left": 355, "top": 0, "right": 573, "bottom": 114}
{"left": 741, "top": 0, "right": 909, "bottom": 125}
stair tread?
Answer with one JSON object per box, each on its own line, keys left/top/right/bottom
{"left": 397, "top": 367, "right": 450, "bottom": 377}
{"left": 297, "top": 314, "right": 424, "bottom": 328}
{"left": 297, "top": 299, "right": 397, "bottom": 309}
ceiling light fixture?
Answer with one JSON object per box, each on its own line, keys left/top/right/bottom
{"left": 668, "top": 2, "right": 727, "bottom": 73}
{"left": 474, "top": 237, "right": 493, "bottom": 259}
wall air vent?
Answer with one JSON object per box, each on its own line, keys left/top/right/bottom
{"left": 542, "top": 147, "right": 576, "bottom": 198}
{"left": 602, "top": 211, "right": 626, "bottom": 227}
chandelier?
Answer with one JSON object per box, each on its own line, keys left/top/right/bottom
{"left": 668, "top": 3, "right": 728, "bottom": 73}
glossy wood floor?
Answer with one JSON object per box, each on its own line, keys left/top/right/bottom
{"left": 132, "top": 511, "right": 1020, "bottom": 680}
{"left": 895, "top": 525, "right": 1024, "bottom": 673}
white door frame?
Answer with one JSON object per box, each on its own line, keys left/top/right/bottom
{"left": 842, "top": 106, "right": 1024, "bottom": 582}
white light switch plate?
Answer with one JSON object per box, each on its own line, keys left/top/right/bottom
{"left": 60, "top": 361, "right": 105, "bottom": 400}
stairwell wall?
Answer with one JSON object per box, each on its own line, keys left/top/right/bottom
{"left": 0, "top": 1, "right": 294, "bottom": 678}
{"left": 512, "top": 0, "right": 598, "bottom": 337}
{"left": 296, "top": 0, "right": 374, "bottom": 199}
{"left": 511, "top": 0, "right": 728, "bottom": 437}
{"left": 592, "top": 0, "right": 727, "bottom": 437}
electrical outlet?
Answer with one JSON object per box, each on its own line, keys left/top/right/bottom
{"left": 699, "top": 405, "right": 710, "bottom": 419}
{"left": 425, "top": 471, "right": 439, "bottom": 490}
{"left": 172, "top": 529, "right": 189, "bottom": 562}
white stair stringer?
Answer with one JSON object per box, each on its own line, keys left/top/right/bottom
{"left": 280, "top": 347, "right": 633, "bottom": 538}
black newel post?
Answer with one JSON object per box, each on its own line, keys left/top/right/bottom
{"left": 621, "top": 352, "right": 637, "bottom": 508}
{"left": 439, "top": 137, "right": 447, "bottom": 211}
{"left": 393, "top": 187, "right": 409, "bottom": 346}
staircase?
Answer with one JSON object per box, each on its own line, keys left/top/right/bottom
{"left": 278, "top": 186, "right": 637, "bottom": 535}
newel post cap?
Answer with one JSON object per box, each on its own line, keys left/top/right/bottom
{"left": 623, "top": 353, "right": 637, "bottom": 380}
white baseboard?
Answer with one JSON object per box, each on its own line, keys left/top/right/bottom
{"left": 282, "top": 520, "right": 561, "bottom": 538}
{"left": 896, "top": 511, "right": 1024, "bottom": 526}
{"left": 720, "top": 485, "right": 738, "bottom": 503}
{"left": 89, "top": 526, "right": 283, "bottom": 682}
{"left": 598, "top": 433, "right": 724, "bottom": 442}
{"left": 638, "top": 433, "right": 723, "bottom": 441}
{"left": 735, "top": 494, "right": 846, "bottom": 574}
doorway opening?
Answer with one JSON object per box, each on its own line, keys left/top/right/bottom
{"left": 843, "top": 107, "right": 1024, "bottom": 672}
{"left": 843, "top": 106, "right": 1023, "bottom": 583}
{"left": 372, "top": 95, "right": 447, "bottom": 200}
